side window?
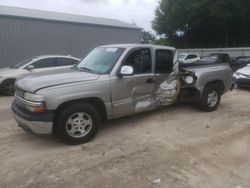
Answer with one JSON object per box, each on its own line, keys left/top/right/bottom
{"left": 186, "top": 54, "right": 197, "bottom": 59}
{"left": 155, "top": 50, "right": 174, "bottom": 74}
{"left": 32, "top": 58, "right": 56, "bottom": 68}
{"left": 123, "top": 48, "right": 152, "bottom": 74}
{"left": 56, "top": 58, "right": 79, "bottom": 66}
{"left": 72, "top": 59, "right": 80, "bottom": 65}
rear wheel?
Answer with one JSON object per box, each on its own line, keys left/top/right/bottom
{"left": 55, "top": 103, "right": 100, "bottom": 145}
{"left": 199, "top": 84, "right": 221, "bottom": 112}
{"left": 1, "top": 79, "right": 16, "bottom": 96}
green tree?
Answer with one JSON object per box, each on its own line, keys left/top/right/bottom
{"left": 152, "top": 0, "right": 250, "bottom": 48}
{"left": 141, "top": 30, "right": 156, "bottom": 44}
{"left": 155, "top": 37, "right": 169, "bottom": 45}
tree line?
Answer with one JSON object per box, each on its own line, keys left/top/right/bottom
{"left": 151, "top": 0, "right": 250, "bottom": 48}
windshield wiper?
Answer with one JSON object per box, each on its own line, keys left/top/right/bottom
{"left": 71, "top": 66, "right": 92, "bottom": 72}
{"left": 78, "top": 67, "right": 94, "bottom": 72}
{"left": 71, "top": 66, "right": 101, "bottom": 74}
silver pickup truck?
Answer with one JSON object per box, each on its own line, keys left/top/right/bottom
{"left": 12, "top": 44, "right": 233, "bottom": 144}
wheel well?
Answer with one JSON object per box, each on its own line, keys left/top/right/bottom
{"left": 0, "top": 78, "right": 16, "bottom": 94}
{"left": 180, "top": 87, "right": 201, "bottom": 102}
{"left": 205, "top": 80, "right": 224, "bottom": 94}
{"left": 52, "top": 97, "right": 107, "bottom": 136}
{"left": 2, "top": 78, "right": 16, "bottom": 84}
{"left": 55, "top": 98, "right": 107, "bottom": 121}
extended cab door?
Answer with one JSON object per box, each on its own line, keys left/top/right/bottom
{"left": 110, "top": 48, "right": 156, "bottom": 118}
{"left": 154, "top": 49, "right": 179, "bottom": 105}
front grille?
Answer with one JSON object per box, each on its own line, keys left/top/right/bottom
{"left": 15, "top": 88, "right": 26, "bottom": 109}
{"left": 15, "top": 88, "right": 25, "bottom": 99}
{"left": 15, "top": 98, "right": 25, "bottom": 109}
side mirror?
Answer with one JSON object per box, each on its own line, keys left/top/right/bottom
{"left": 118, "top": 66, "right": 134, "bottom": 77}
{"left": 26, "top": 65, "right": 35, "bottom": 70}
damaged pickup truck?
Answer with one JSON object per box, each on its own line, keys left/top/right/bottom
{"left": 12, "top": 44, "right": 233, "bottom": 144}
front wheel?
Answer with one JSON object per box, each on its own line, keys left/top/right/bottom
{"left": 1, "top": 79, "right": 16, "bottom": 96}
{"left": 199, "top": 84, "right": 221, "bottom": 112}
{"left": 55, "top": 103, "right": 101, "bottom": 145}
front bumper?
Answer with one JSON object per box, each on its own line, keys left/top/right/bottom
{"left": 13, "top": 113, "right": 53, "bottom": 134}
{"left": 12, "top": 102, "right": 54, "bottom": 135}
{"left": 235, "top": 78, "right": 250, "bottom": 88}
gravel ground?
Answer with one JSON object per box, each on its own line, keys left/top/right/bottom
{"left": 0, "top": 89, "right": 249, "bottom": 188}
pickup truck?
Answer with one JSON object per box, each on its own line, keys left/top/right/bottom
{"left": 12, "top": 44, "right": 233, "bottom": 144}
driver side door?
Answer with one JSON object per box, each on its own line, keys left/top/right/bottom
{"left": 110, "top": 48, "right": 156, "bottom": 118}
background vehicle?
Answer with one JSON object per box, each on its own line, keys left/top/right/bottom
{"left": 235, "top": 56, "right": 250, "bottom": 64}
{"left": 12, "top": 44, "right": 232, "bottom": 145}
{"left": 194, "top": 53, "right": 250, "bottom": 73}
{"left": 0, "top": 55, "right": 80, "bottom": 95}
{"left": 178, "top": 53, "right": 200, "bottom": 63}
{"left": 198, "top": 53, "right": 243, "bottom": 72}
{"left": 231, "top": 56, "right": 250, "bottom": 71}
{"left": 234, "top": 65, "right": 250, "bottom": 88}
{"left": 199, "top": 53, "right": 230, "bottom": 63}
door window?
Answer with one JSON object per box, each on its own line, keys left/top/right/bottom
{"left": 155, "top": 50, "right": 174, "bottom": 73}
{"left": 186, "top": 54, "right": 197, "bottom": 59}
{"left": 123, "top": 48, "right": 152, "bottom": 74}
{"left": 56, "top": 58, "right": 79, "bottom": 66}
{"left": 31, "top": 58, "right": 57, "bottom": 68}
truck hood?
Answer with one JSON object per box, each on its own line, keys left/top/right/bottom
{"left": 16, "top": 68, "right": 100, "bottom": 93}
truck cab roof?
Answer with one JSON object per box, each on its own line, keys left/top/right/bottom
{"left": 100, "top": 44, "right": 176, "bottom": 51}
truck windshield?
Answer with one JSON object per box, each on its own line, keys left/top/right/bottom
{"left": 77, "top": 47, "right": 125, "bottom": 74}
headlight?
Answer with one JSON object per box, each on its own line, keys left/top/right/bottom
{"left": 185, "top": 76, "right": 194, "bottom": 84}
{"left": 22, "top": 93, "right": 45, "bottom": 113}
{"left": 24, "top": 92, "right": 45, "bottom": 102}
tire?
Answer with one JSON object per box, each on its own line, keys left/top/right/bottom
{"left": 1, "top": 79, "right": 16, "bottom": 96}
{"left": 199, "top": 84, "right": 221, "bottom": 112}
{"left": 55, "top": 103, "right": 101, "bottom": 145}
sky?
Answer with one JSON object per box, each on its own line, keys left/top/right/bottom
{"left": 0, "top": 0, "right": 160, "bottom": 32}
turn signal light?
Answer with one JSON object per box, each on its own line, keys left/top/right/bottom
{"left": 33, "top": 107, "right": 45, "bottom": 113}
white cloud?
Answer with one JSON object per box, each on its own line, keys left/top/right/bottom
{"left": 0, "top": 0, "right": 159, "bottom": 32}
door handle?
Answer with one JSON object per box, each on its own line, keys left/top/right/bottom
{"left": 146, "top": 78, "right": 156, "bottom": 84}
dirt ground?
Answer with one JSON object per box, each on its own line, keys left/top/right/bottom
{"left": 0, "top": 89, "right": 249, "bottom": 188}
